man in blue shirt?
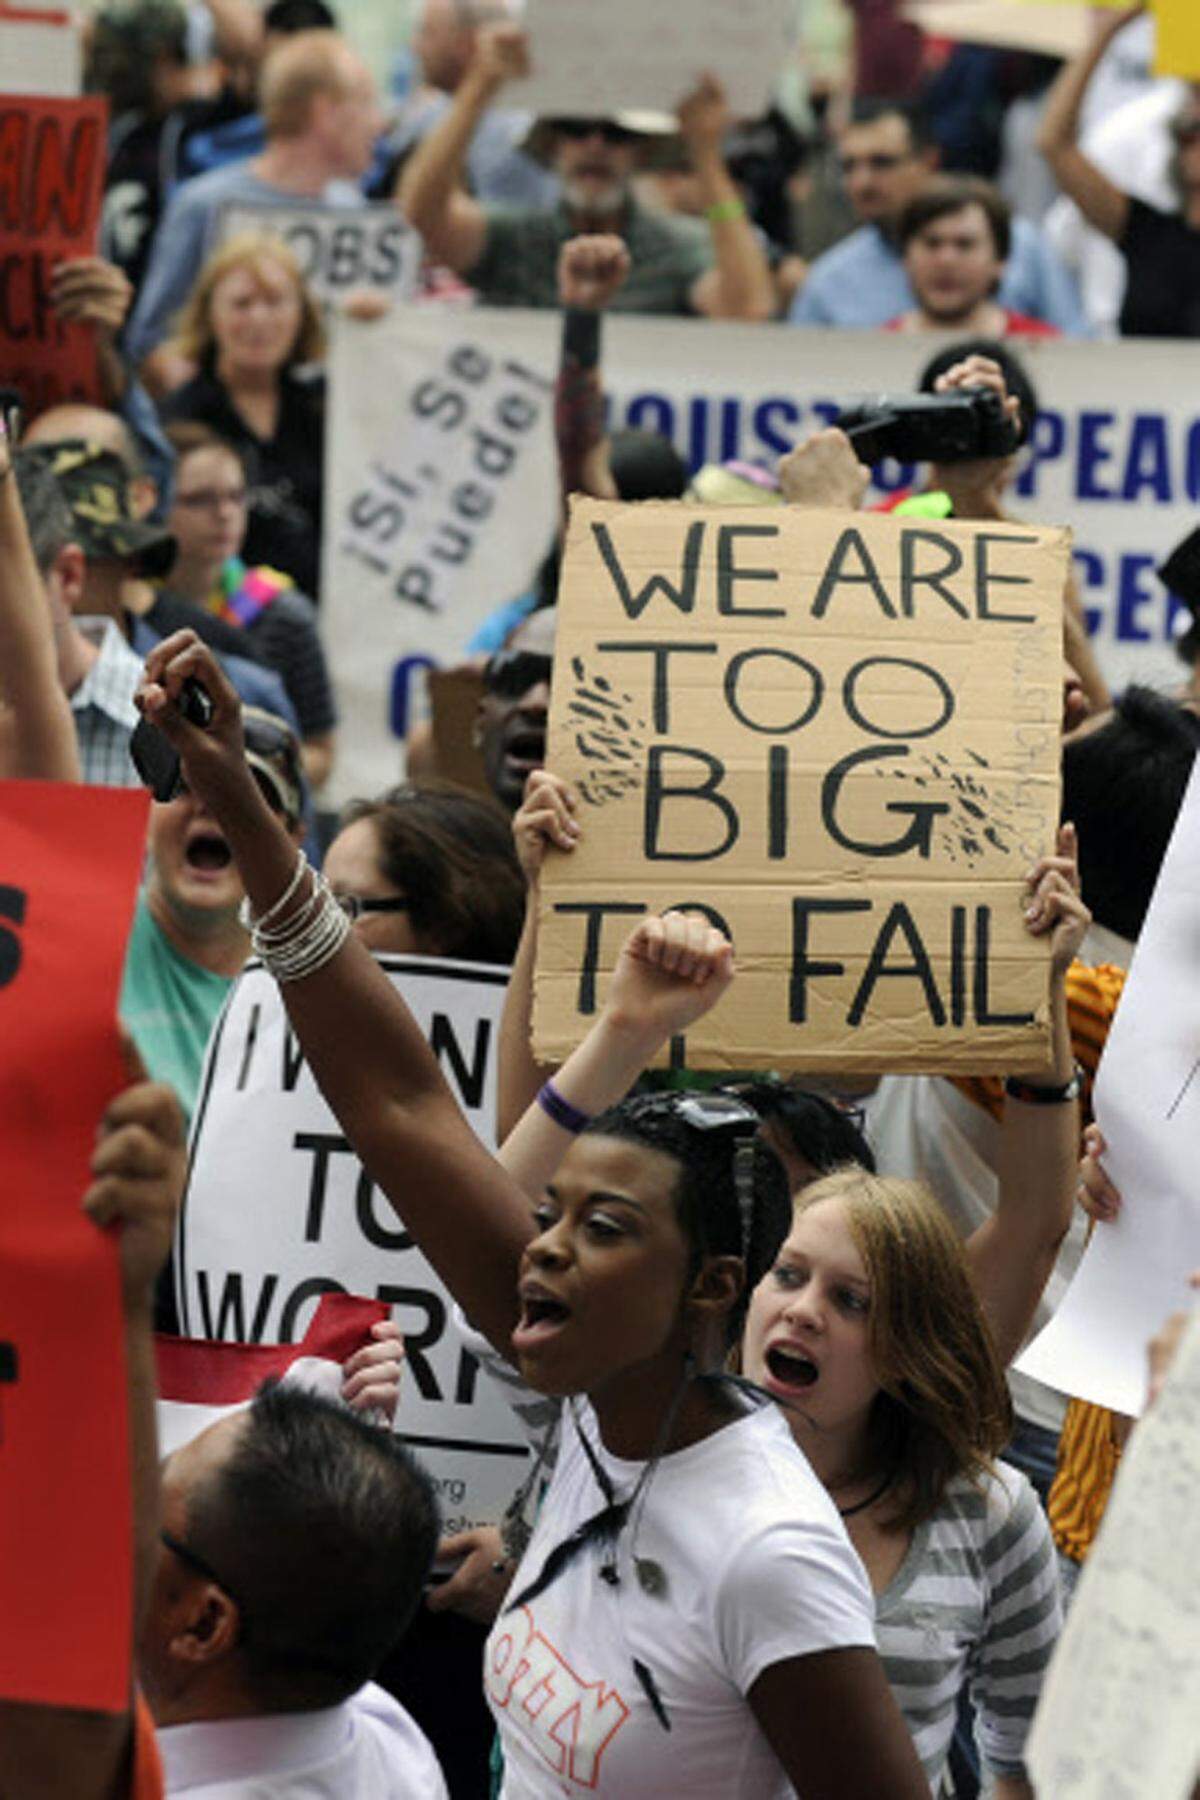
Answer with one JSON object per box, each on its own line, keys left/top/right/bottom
{"left": 789, "top": 99, "right": 1088, "bottom": 335}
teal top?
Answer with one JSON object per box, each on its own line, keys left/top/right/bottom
{"left": 120, "top": 895, "right": 234, "bottom": 1122}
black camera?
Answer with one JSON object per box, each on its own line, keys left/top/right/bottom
{"left": 832, "top": 386, "right": 1020, "bottom": 466}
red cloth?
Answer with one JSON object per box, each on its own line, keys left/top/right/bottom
{"left": 883, "top": 310, "right": 1062, "bottom": 338}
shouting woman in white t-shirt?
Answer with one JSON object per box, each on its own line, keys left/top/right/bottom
{"left": 137, "top": 631, "right": 930, "bottom": 1800}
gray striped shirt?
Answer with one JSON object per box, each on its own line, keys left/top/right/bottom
{"left": 876, "top": 1460, "right": 1061, "bottom": 1792}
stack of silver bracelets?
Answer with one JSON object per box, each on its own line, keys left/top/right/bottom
{"left": 240, "top": 850, "right": 350, "bottom": 982}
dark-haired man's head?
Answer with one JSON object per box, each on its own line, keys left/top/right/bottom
{"left": 476, "top": 604, "right": 556, "bottom": 813}
{"left": 898, "top": 177, "right": 1011, "bottom": 327}
{"left": 837, "top": 100, "right": 936, "bottom": 229}
{"left": 1062, "top": 687, "right": 1200, "bottom": 946}
{"left": 139, "top": 1383, "right": 439, "bottom": 1724}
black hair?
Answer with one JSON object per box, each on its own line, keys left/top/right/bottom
{"left": 721, "top": 1079, "right": 876, "bottom": 1176}
{"left": 847, "top": 96, "right": 934, "bottom": 155}
{"left": 184, "top": 1383, "right": 439, "bottom": 1709}
{"left": 339, "top": 779, "right": 524, "bottom": 964}
{"left": 1062, "top": 687, "right": 1200, "bottom": 942}
{"left": 1157, "top": 523, "right": 1200, "bottom": 666}
{"left": 13, "top": 453, "right": 75, "bottom": 573}
{"left": 263, "top": 0, "right": 338, "bottom": 31}
{"left": 916, "top": 334, "right": 1040, "bottom": 448}
{"left": 86, "top": 1, "right": 188, "bottom": 114}
{"left": 582, "top": 1093, "right": 793, "bottom": 1345}
{"left": 607, "top": 428, "right": 690, "bottom": 501}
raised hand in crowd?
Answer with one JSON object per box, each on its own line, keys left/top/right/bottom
{"left": 678, "top": 72, "right": 777, "bottom": 322}
{"left": 51, "top": 256, "right": 135, "bottom": 407}
{"left": 558, "top": 234, "right": 632, "bottom": 313}
{"left": 0, "top": 409, "right": 79, "bottom": 783}
{"left": 778, "top": 428, "right": 870, "bottom": 512}
{"left": 499, "top": 771, "right": 581, "bottom": 1140}
{"left": 471, "top": 18, "right": 532, "bottom": 95}
{"left": 340, "top": 1318, "right": 407, "bottom": 1424}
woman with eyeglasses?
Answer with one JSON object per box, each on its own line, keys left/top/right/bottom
{"left": 138, "top": 630, "right": 932, "bottom": 1800}
{"left": 323, "top": 780, "right": 524, "bottom": 964}
{"left": 1038, "top": 5, "right": 1200, "bottom": 338}
{"left": 158, "top": 233, "right": 327, "bottom": 598}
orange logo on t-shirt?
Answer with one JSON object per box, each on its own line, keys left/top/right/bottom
{"left": 487, "top": 1605, "right": 631, "bottom": 1788}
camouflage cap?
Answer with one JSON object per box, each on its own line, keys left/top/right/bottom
{"left": 243, "top": 707, "right": 307, "bottom": 828}
{"left": 22, "top": 440, "right": 176, "bottom": 578}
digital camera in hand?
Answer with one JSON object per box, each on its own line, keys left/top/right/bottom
{"left": 833, "top": 387, "right": 1019, "bottom": 466}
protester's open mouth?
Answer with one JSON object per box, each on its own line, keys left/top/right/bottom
{"left": 765, "top": 1346, "right": 819, "bottom": 1391}
{"left": 185, "top": 833, "right": 233, "bottom": 873}
{"left": 504, "top": 728, "right": 546, "bottom": 775}
{"left": 512, "top": 1289, "right": 572, "bottom": 1354}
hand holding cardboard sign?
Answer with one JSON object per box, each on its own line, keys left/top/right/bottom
{"left": 513, "top": 769, "right": 581, "bottom": 886}
{"left": 778, "top": 428, "right": 870, "bottom": 512}
{"left": 1023, "top": 821, "right": 1089, "bottom": 977}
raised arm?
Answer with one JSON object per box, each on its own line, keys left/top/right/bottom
{"left": 1036, "top": 9, "right": 1143, "bottom": 245}
{"left": 497, "top": 771, "right": 580, "bottom": 1142}
{"left": 500, "top": 910, "right": 734, "bottom": 1196}
{"left": 139, "top": 633, "right": 534, "bottom": 1354}
{"left": 555, "top": 236, "right": 630, "bottom": 510}
{"left": 965, "top": 825, "right": 1090, "bottom": 1365}
{"left": 681, "top": 75, "right": 776, "bottom": 322}
{"left": 397, "top": 22, "right": 529, "bottom": 275}
{"left": 0, "top": 417, "right": 79, "bottom": 781}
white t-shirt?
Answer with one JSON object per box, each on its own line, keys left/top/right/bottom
{"left": 159, "top": 1682, "right": 448, "bottom": 1798}
{"left": 484, "top": 1397, "right": 876, "bottom": 1798}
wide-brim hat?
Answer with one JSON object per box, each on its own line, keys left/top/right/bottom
{"left": 522, "top": 109, "right": 679, "bottom": 168}
{"left": 23, "top": 440, "right": 177, "bottom": 578}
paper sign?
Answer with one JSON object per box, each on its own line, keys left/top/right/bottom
{"left": 177, "top": 956, "right": 530, "bottom": 1532}
{"left": 533, "top": 497, "right": 1066, "bottom": 1074}
{"left": 0, "top": 780, "right": 150, "bottom": 1710}
{"left": 0, "top": 94, "right": 106, "bottom": 419}
{"left": 321, "top": 308, "right": 558, "bottom": 806}
{"left": 903, "top": 2, "right": 1091, "bottom": 57}
{"left": 508, "top": 0, "right": 792, "bottom": 119}
{"left": 1155, "top": 0, "right": 1200, "bottom": 80}
{"left": 1017, "top": 762, "right": 1200, "bottom": 1416}
{"left": 218, "top": 201, "right": 422, "bottom": 308}
{"left": 1026, "top": 1309, "right": 1200, "bottom": 1800}
{"left": 0, "top": 4, "right": 80, "bottom": 97}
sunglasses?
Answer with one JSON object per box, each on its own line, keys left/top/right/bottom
{"left": 334, "top": 894, "right": 410, "bottom": 922}
{"left": 630, "top": 1092, "right": 761, "bottom": 1262}
{"left": 552, "top": 118, "right": 638, "bottom": 146}
{"left": 483, "top": 649, "right": 553, "bottom": 699}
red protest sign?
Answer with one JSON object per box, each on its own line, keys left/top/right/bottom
{"left": 0, "top": 95, "right": 107, "bottom": 421}
{"left": 0, "top": 780, "right": 150, "bottom": 1711}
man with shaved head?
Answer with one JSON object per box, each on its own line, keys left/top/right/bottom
{"left": 126, "top": 28, "right": 384, "bottom": 392}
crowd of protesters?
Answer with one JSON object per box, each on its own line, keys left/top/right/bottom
{"left": 2, "top": 0, "right": 1199, "bottom": 1797}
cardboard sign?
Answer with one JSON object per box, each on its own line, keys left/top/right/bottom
{"left": 533, "top": 497, "right": 1066, "bottom": 1074}
{"left": 322, "top": 308, "right": 558, "bottom": 806}
{"left": 177, "top": 955, "right": 530, "bottom": 1532}
{"left": 508, "top": 0, "right": 792, "bottom": 119}
{"left": 0, "top": 3, "right": 80, "bottom": 97}
{"left": 0, "top": 780, "right": 150, "bottom": 1710}
{"left": 0, "top": 94, "right": 105, "bottom": 418}
{"left": 1017, "top": 761, "right": 1200, "bottom": 1416}
{"left": 218, "top": 201, "right": 422, "bottom": 307}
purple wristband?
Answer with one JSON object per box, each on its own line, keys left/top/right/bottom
{"left": 537, "top": 1079, "right": 592, "bottom": 1136}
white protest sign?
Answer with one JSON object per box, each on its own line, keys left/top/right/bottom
{"left": 1017, "top": 762, "right": 1200, "bottom": 1417}
{"left": 218, "top": 202, "right": 421, "bottom": 307}
{"left": 1026, "top": 1310, "right": 1200, "bottom": 1800}
{"left": 320, "top": 310, "right": 1195, "bottom": 803}
{"left": 177, "top": 955, "right": 529, "bottom": 1533}
{"left": 321, "top": 307, "right": 559, "bottom": 806}
{"left": 508, "top": 0, "right": 792, "bottom": 119}
{"left": 0, "top": 2, "right": 80, "bottom": 96}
